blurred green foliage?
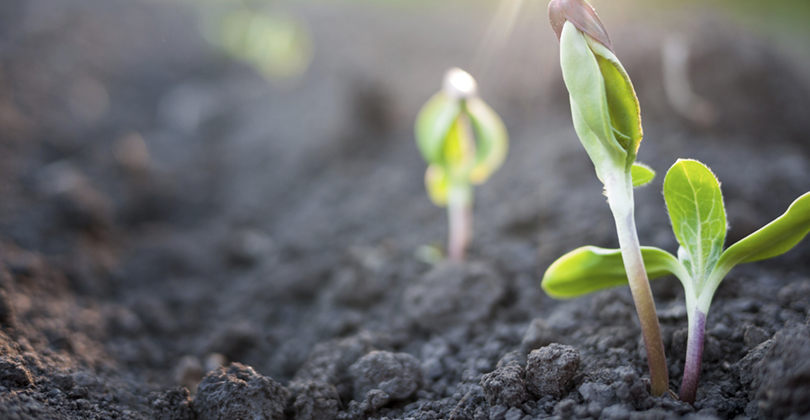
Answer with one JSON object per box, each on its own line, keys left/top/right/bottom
{"left": 204, "top": 7, "right": 312, "bottom": 81}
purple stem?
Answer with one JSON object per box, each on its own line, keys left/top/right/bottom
{"left": 680, "top": 308, "right": 706, "bottom": 404}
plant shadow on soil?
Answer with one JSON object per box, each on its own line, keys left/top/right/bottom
{"left": 1, "top": 0, "right": 810, "bottom": 419}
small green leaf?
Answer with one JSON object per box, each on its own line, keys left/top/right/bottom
{"left": 664, "top": 159, "right": 727, "bottom": 287}
{"left": 415, "top": 92, "right": 462, "bottom": 164}
{"left": 715, "top": 191, "right": 810, "bottom": 270}
{"left": 542, "top": 246, "right": 687, "bottom": 299}
{"left": 466, "top": 97, "right": 508, "bottom": 184}
{"left": 631, "top": 162, "right": 655, "bottom": 188}
{"left": 424, "top": 164, "right": 449, "bottom": 207}
{"left": 441, "top": 115, "right": 476, "bottom": 176}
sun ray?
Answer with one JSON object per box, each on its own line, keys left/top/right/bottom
{"left": 471, "top": 0, "right": 527, "bottom": 80}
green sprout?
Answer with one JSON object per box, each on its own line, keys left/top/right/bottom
{"left": 415, "top": 68, "right": 508, "bottom": 263}
{"left": 542, "top": 159, "right": 810, "bottom": 403}
{"left": 547, "top": 0, "right": 669, "bottom": 396}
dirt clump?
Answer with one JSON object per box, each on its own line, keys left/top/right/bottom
{"left": 193, "top": 363, "right": 289, "bottom": 420}
{"left": 525, "top": 344, "right": 581, "bottom": 399}
{"left": 292, "top": 381, "right": 341, "bottom": 420}
{"left": 349, "top": 350, "right": 423, "bottom": 402}
{"left": 752, "top": 323, "right": 810, "bottom": 419}
{"left": 151, "top": 387, "right": 196, "bottom": 420}
{"left": 480, "top": 362, "right": 528, "bottom": 407}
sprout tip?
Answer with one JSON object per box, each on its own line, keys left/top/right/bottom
{"left": 443, "top": 67, "right": 478, "bottom": 100}
{"left": 548, "top": 0, "right": 613, "bottom": 52}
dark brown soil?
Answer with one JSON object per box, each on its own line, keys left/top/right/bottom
{"left": 1, "top": 1, "right": 810, "bottom": 419}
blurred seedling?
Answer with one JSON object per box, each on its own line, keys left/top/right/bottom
{"left": 548, "top": 0, "right": 668, "bottom": 396}
{"left": 415, "top": 68, "right": 508, "bottom": 263}
{"left": 542, "top": 159, "right": 810, "bottom": 403}
{"left": 204, "top": 7, "right": 312, "bottom": 81}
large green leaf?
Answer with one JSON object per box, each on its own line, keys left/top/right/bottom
{"left": 466, "top": 97, "right": 508, "bottom": 185}
{"left": 415, "top": 92, "right": 461, "bottom": 164}
{"left": 542, "top": 246, "right": 687, "bottom": 299}
{"left": 560, "top": 21, "right": 626, "bottom": 164}
{"left": 570, "top": 99, "right": 622, "bottom": 184}
{"left": 664, "top": 159, "right": 727, "bottom": 287}
{"left": 714, "top": 191, "right": 810, "bottom": 271}
{"left": 631, "top": 162, "right": 655, "bottom": 188}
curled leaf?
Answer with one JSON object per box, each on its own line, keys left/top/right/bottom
{"left": 588, "top": 39, "right": 643, "bottom": 156}
{"left": 441, "top": 115, "right": 476, "bottom": 175}
{"left": 415, "top": 92, "right": 462, "bottom": 164}
{"left": 560, "top": 22, "right": 625, "bottom": 162}
{"left": 466, "top": 97, "right": 508, "bottom": 184}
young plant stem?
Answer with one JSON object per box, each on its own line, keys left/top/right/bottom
{"left": 605, "top": 172, "right": 669, "bottom": 397}
{"left": 447, "top": 183, "right": 472, "bottom": 263}
{"left": 680, "top": 309, "right": 706, "bottom": 403}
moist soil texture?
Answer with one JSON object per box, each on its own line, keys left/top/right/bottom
{"left": 2, "top": 0, "right": 810, "bottom": 419}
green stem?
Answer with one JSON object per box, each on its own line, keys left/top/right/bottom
{"left": 605, "top": 171, "right": 669, "bottom": 397}
{"left": 447, "top": 183, "right": 472, "bottom": 263}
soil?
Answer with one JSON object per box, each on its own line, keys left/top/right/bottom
{"left": 1, "top": 0, "right": 810, "bottom": 419}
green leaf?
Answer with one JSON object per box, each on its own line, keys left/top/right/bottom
{"left": 424, "top": 164, "right": 449, "bottom": 207}
{"left": 631, "top": 162, "right": 655, "bottom": 188}
{"left": 714, "top": 191, "right": 810, "bottom": 270}
{"left": 441, "top": 115, "right": 476, "bottom": 177}
{"left": 560, "top": 21, "right": 626, "bottom": 165}
{"left": 587, "top": 37, "right": 643, "bottom": 157}
{"left": 466, "top": 97, "right": 508, "bottom": 185}
{"left": 415, "top": 92, "right": 461, "bottom": 164}
{"left": 663, "top": 159, "right": 727, "bottom": 287}
{"left": 569, "top": 100, "right": 623, "bottom": 184}
{"left": 542, "top": 245, "right": 687, "bottom": 299}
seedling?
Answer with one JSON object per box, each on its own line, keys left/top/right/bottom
{"left": 548, "top": 0, "right": 669, "bottom": 395}
{"left": 415, "top": 68, "right": 508, "bottom": 263}
{"left": 542, "top": 159, "right": 810, "bottom": 403}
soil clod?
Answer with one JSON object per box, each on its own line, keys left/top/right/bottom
{"left": 525, "top": 344, "right": 581, "bottom": 399}
{"left": 293, "top": 381, "right": 341, "bottom": 420}
{"left": 481, "top": 362, "right": 528, "bottom": 408}
{"left": 151, "top": 387, "right": 196, "bottom": 420}
{"left": 193, "top": 363, "right": 289, "bottom": 420}
{"left": 0, "top": 356, "right": 34, "bottom": 389}
{"left": 752, "top": 323, "right": 810, "bottom": 419}
{"left": 349, "top": 350, "right": 422, "bottom": 402}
